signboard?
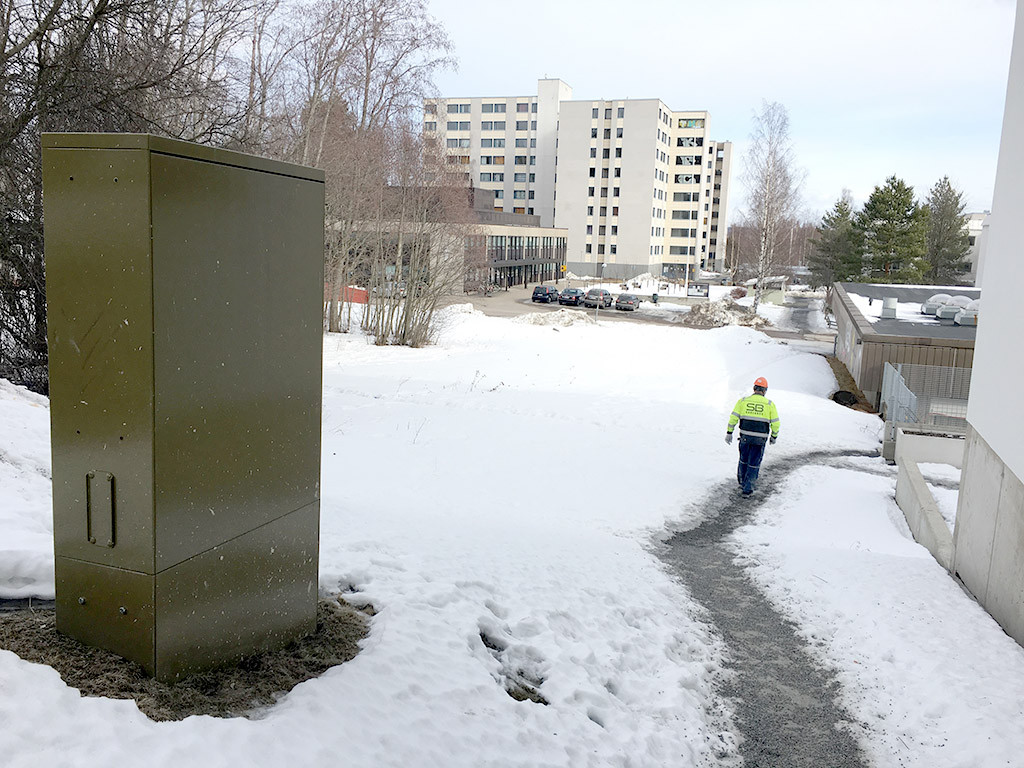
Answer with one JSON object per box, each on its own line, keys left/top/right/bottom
{"left": 687, "top": 282, "right": 710, "bottom": 298}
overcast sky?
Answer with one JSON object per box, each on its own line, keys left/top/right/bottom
{"left": 425, "top": 0, "right": 1016, "bottom": 222}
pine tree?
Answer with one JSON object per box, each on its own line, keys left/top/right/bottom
{"left": 924, "top": 176, "right": 971, "bottom": 284}
{"left": 854, "top": 176, "right": 929, "bottom": 283}
{"left": 808, "top": 190, "right": 863, "bottom": 294}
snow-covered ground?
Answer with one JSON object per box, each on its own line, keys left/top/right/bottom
{"left": 1, "top": 305, "right": 1022, "bottom": 767}
{"left": 920, "top": 462, "right": 962, "bottom": 533}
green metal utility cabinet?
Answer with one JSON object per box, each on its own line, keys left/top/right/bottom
{"left": 43, "top": 134, "right": 325, "bottom": 681}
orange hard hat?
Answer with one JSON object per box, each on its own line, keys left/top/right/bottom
{"left": 754, "top": 377, "right": 768, "bottom": 389}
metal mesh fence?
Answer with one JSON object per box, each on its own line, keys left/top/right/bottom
{"left": 880, "top": 362, "right": 970, "bottom": 432}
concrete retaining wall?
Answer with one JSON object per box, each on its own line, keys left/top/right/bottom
{"left": 952, "top": 426, "right": 1024, "bottom": 647}
{"left": 893, "top": 428, "right": 960, "bottom": 570}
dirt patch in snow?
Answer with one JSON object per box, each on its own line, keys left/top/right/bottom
{"left": 680, "top": 297, "right": 770, "bottom": 329}
{"left": 0, "top": 596, "right": 369, "bottom": 721}
{"left": 514, "top": 309, "right": 596, "bottom": 327}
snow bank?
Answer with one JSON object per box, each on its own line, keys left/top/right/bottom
{"left": 0, "top": 379, "right": 54, "bottom": 599}
{"left": 513, "top": 308, "right": 596, "bottom": 327}
{"left": 681, "top": 297, "right": 769, "bottom": 328}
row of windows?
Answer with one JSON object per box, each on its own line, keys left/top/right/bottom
{"left": 445, "top": 120, "right": 539, "bottom": 132}
{"left": 589, "top": 167, "right": 622, "bottom": 179}
{"left": 485, "top": 234, "right": 564, "bottom": 261}
{"left": 676, "top": 155, "right": 701, "bottom": 165}
{"left": 671, "top": 228, "right": 699, "bottom": 238}
{"left": 591, "top": 127, "right": 624, "bottom": 139}
{"left": 591, "top": 106, "right": 625, "bottom": 119}
{"left": 677, "top": 136, "right": 704, "bottom": 148}
{"left": 585, "top": 224, "right": 618, "bottom": 235}
{"left": 674, "top": 174, "right": 701, "bottom": 184}
{"left": 480, "top": 172, "right": 536, "bottom": 183}
{"left": 678, "top": 118, "right": 705, "bottom": 129}
{"left": 590, "top": 147, "right": 623, "bottom": 159}
{"left": 444, "top": 102, "right": 537, "bottom": 114}
{"left": 587, "top": 186, "right": 621, "bottom": 198}
{"left": 585, "top": 244, "right": 617, "bottom": 255}
{"left": 672, "top": 210, "right": 696, "bottom": 220}
{"left": 481, "top": 121, "right": 505, "bottom": 131}
{"left": 670, "top": 246, "right": 698, "bottom": 256}
{"left": 586, "top": 205, "right": 619, "bottom": 217}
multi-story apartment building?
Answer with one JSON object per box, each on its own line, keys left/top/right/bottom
{"left": 424, "top": 78, "right": 732, "bottom": 280}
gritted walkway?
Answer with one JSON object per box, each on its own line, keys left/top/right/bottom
{"left": 661, "top": 450, "right": 878, "bottom": 768}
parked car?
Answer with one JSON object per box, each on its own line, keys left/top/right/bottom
{"left": 615, "top": 293, "right": 640, "bottom": 311}
{"left": 531, "top": 285, "right": 559, "bottom": 303}
{"left": 559, "top": 287, "right": 585, "bottom": 306}
{"left": 583, "top": 288, "right": 612, "bottom": 308}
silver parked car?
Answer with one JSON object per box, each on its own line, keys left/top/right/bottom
{"left": 583, "top": 288, "right": 612, "bottom": 308}
{"left": 615, "top": 293, "right": 640, "bottom": 311}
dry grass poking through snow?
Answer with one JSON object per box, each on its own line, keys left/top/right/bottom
{"left": 681, "top": 297, "right": 770, "bottom": 329}
{"left": 0, "top": 597, "right": 370, "bottom": 721}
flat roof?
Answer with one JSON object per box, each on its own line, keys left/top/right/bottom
{"left": 836, "top": 282, "right": 979, "bottom": 343}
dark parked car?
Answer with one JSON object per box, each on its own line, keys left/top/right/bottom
{"left": 615, "top": 293, "right": 641, "bottom": 311}
{"left": 559, "top": 288, "right": 585, "bottom": 306}
{"left": 583, "top": 288, "right": 613, "bottom": 308}
{"left": 532, "top": 285, "right": 559, "bottom": 303}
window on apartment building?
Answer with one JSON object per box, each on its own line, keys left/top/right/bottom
{"left": 587, "top": 225, "right": 593, "bottom": 234}
{"left": 446, "top": 139, "right": 459, "bottom": 148}
{"left": 513, "top": 207, "right": 526, "bottom": 213}
{"left": 610, "top": 245, "right": 617, "bottom": 254}
{"left": 425, "top": 103, "right": 437, "bottom": 114}
{"left": 588, "top": 186, "right": 595, "bottom": 196}
{"left": 598, "top": 244, "right": 605, "bottom": 254}
{"left": 528, "top": 207, "right": 535, "bottom": 214}
{"left": 587, "top": 206, "right": 594, "bottom": 215}
{"left": 613, "top": 187, "right": 619, "bottom": 197}
{"left": 530, "top": 138, "right": 536, "bottom": 147}
{"left": 707, "top": 161, "right": 713, "bottom": 169}
{"left": 589, "top": 167, "right": 596, "bottom": 177}
{"left": 516, "top": 120, "right": 528, "bottom": 130}
{"left": 590, "top": 148, "right": 597, "bottom": 158}
{"left": 611, "top": 225, "right": 618, "bottom": 235}
{"left": 599, "top": 206, "right": 607, "bottom": 216}
{"left": 528, "top": 191, "right": 535, "bottom": 200}
{"left": 446, "top": 121, "right": 459, "bottom": 130}
{"left": 600, "top": 188, "right": 608, "bottom": 198}
{"left": 616, "top": 128, "right": 623, "bottom": 138}
{"left": 514, "top": 190, "right": 526, "bottom": 199}
{"left": 424, "top": 122, "right": 436, "bottom": 131}
{"left": 674, "top": 174, "right": 698, "bottom": 184}
{"left": 494, "top": 190, "right": 504, "bottom": 198}
{"left": 494, "top": 156, "right": 505, "bottom": 164}
{"left": 529, "top": 173, "right": 535, "bottom": 182}
{"left": 705, "top": 203, "right": 710, "bottom": 211}
{"left": 604, "top": 108, "right": 612, "bottom": 119}
{"left": 601, "top": 168, "right": 609, "bottom": 178}
{"left": 671, "top": 228, "right": 685, "bottom": 237}
{"left": 615, "top": 148, "right": 622, "bottom": 158}
{"left": 592, "top": 108, "right": 599, "bottom": 119}
{"left": 591, "top": 128, "right": 598, "bottom": 138}
{"left": 481, "top": 121, "right": 492, "bottom": 130}
{"left": 672, "top": 210, "right": 687, "bottom": 219}
{"left": 598, "top": 225, "right": 606, "bottom": 235}
{"left": 495, "top": 103, "right": 507, "bottom": 113}
{"left": 530, "top": 155, "right": 536, "bottom": 165}
{"left": 612, "top": 206, "right": 619, "bottom": 216}
{"left": 515, "top": 155, "right": 527, "bottom": 164}
{"left": 614, "top": 168, "right": 621, "bottom": 178}
{"left": 514, "top": 173, "right": 527, "bottom": 182}
{"left": 603, "top": 128, "right": 611, "bottom": 139}
{"left": 516, "top": 138, "right": 528, "bottom": 147}
{"left": 480, "top": 173, "right": 492, "bottom": 182}
{"left": 586, "top": 244, "right": 592, "bottom": 253}
{"left": 601, "top": 148, "right": 609, "bottom": 159}
{"left": 482, "top": 103, "right": 494, "bottom": 113}
{"left": 447, "top": 103, "right": 470, "bottom": 113}
{"left": 492, "top": 173, "right": 504, "bottom": 181}
{"left": 617, "top": 107, "right": 624, "bottom": 118}
{"left": 517, "top": 102, "right": 529, "bottom": 112}
{"left": 531, "top": 121, "right": 537, "bottom": 130}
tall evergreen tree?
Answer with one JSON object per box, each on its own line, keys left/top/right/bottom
{"left": 808, "top": 190, "right": 863, "bottom": 295}
{"left": 854, "top": 176, "right": 929, "bottom": 282}
{"left": 924, "top": 176, "right": 971, "bottom": 284}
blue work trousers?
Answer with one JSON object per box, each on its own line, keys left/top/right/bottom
{"left": 736, "top": 435, "right": 767, "bottom": 493}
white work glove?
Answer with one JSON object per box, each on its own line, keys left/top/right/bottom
{"left": 769, "top": 435, "right": 777, "bottom": 445}
{"left": 725, "top": 432, "right": 733, "bottom": 445}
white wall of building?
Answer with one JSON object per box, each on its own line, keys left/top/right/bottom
{"left": 967, "top": 10, "right": 1024, "bottom": 482}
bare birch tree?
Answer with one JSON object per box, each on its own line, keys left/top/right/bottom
{"left": 741, "top": 101, "right": 802, "bottom": 312}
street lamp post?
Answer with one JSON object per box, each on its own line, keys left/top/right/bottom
{"left": 595, "top": 262, "right": 606, "bottom": 320}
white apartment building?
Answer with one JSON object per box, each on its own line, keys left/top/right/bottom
{"left": 424, "top": 79, "right": 732, "bottom": 281}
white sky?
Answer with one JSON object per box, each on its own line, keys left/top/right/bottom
{"left": 425, "top": 0, "right": 1016, "bottom": 222}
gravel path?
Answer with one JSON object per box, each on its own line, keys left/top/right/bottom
{"left": 661, "top": 449, "right": 877, "bottom": 768}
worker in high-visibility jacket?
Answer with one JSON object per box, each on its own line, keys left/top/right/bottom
{"left": 725, "top": 376, "right": 780, "bottom": 497}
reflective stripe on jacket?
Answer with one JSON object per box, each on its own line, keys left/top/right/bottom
{"left": 727, "top": 393, "right": 780, "bottom": 441}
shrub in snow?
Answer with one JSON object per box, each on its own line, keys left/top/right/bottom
{"left": 730, "top": 287, "right": 747, "bottom": 299}
{"left": 681, "top": 297, "right": 769, "bottom": 329}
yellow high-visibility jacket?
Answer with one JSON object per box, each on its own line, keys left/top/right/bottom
{"left": 727, "top": 393, "right": 780, "bottom": 441}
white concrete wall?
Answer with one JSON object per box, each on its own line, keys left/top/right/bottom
{"left": 969, "top": 1, "right": 1024, "bottom": 483}
{"left": 535, "top": 79, "right": 572, "bottom": 228}
{"left": 954, "top": 0, "right": 1024, "bottom": 649}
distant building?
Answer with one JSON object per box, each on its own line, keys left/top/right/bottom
{"left": 964, "top": 211, "right": 989, "bottom": 286}
{"left": 951, "top": 0, "right": 1024, "bottom": 648}
{"left": 424, "top": 78, "right": 732, "bottom": 281}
